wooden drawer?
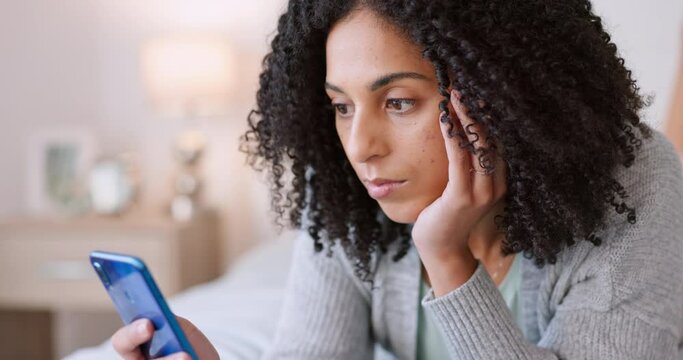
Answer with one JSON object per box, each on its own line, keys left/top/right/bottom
{"left": 0, "top": 227, "right": 178, "bottom": 310}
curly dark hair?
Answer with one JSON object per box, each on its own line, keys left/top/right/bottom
{"left": 240, "top": 0, "right": 651, "bottom": 281}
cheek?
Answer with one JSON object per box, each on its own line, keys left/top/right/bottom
{"left": 335, "top": 123, "right": 351, "bottom": 155}
{"left": 420, "top": 132, "right": 449, "bottom": 199}
{"left": 335, "top": 121, "right": 345, "bottom": 142}
{"left": 418, "top": 126, "right": 448, "bottom": 170}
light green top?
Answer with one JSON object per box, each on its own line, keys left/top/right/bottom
{"left": 416, "top": 253, "right": 524, "bottom": 359}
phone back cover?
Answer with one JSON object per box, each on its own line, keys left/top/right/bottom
{"left": 94, "top": 256, "right": 186, "bottom": 358}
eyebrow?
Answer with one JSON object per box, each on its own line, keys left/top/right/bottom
{"left": 325, "top": 71, "right": 430, "bottom": 94}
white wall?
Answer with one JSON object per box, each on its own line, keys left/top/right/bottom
{"left": 592, "top": 0, "right": 683, "bottom": 129}
{"left": 0, "top": 1, "right": 681, "bottom": 267}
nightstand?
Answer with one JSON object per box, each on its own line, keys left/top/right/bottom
{"left": 0, "top": 210, "right": 221, "bottom": 359}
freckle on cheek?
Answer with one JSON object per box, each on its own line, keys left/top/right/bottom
{"left": 430, "top": 159, "right": 435, "bottom": 164}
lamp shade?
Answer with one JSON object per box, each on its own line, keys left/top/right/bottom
{"left": 141, "top": 35, "right": 235, "bottom": 117}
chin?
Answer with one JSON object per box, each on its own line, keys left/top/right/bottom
{"left": 377, "top": 201, "right": 421, "bottom": 224}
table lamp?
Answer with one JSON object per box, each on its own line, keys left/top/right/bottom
{"left": 141, "top": 34, "right": 235, "bottom": 221}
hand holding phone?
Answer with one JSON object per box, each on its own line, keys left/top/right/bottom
{"left": 90, "top": 251, "right": 219, "bottom": 360}
{"left": 111, "top": 315, "right": 218, "bottom": 360}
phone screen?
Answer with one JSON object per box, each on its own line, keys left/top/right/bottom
{"left": 90, "top": 251, "right": 198, "bottom": 359}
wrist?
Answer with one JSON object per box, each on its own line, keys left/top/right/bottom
{"left": 422, "top": 249, "right": 478, "bottom": 297}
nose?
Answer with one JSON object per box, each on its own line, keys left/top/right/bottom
{"left": 344, "top": 109, "right": 389, "bottom": 164}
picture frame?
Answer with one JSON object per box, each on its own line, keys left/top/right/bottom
{"left": 26, "top": 128, "right": 97, "bottom": 216}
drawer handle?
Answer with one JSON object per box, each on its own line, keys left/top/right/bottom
{"left": 40, "top": 260, "right": 94, "bottom": 281}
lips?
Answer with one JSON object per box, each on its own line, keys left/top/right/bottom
{"left": 365, "top": 178, "right": 406, "bottom": 199}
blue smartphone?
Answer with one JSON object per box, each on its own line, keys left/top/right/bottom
{"left": 89, "top": 250, "right": 198, "bottom": 360}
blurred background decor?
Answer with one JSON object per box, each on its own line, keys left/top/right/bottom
{"left": 26, "top": 129, "right": 97, "bottom": 217}
{"left": 170, "top": 129, "right": 206, "bottom": 221}
{"left": 88, "top": 153, "right": 138, "bottom": 216}
{"left": 141, "top": 34, "right": 236, "bottom": 221}
{"left": 1, "top": 1, "right": 285, "bottom": 357}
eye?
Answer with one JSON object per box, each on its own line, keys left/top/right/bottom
{"left": 332, "top": 103, "right": 354, "bottom": 118}
{"left": 333, "top": 104, "right": 347, "bottom": 114}
{"left": 386, "top": 99, "right": 416, "bottom": 114}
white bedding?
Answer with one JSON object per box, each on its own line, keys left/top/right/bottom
{"left": 64, "top": 232, "right": 297, "bottom": 360}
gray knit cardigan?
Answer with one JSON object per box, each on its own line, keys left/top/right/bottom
{"left": 262, "top": 129, "right": 683, "bottom": 360}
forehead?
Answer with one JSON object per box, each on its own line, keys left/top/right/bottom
{"left": 325, "top": 8, "right": 433, "bottom": 83}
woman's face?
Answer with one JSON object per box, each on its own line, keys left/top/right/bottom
{"left": 325, "top": 8, "right": 449, "bottom": 223}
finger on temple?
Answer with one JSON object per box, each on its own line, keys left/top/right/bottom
{"left": 450, "top": 90, "right": 495, "bottom": 175}
{"left": 439, "top": 110, "right": 473, "bottom": 195}
{"left": 450, "top": 90, "right": 488, "bottom": 153}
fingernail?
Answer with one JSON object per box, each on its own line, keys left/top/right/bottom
{"left": 137, "top": 321, "right": 148, "bottom": 335}
{"left": 451, "top": 89, "right": 461, "bottom": 101}
{"left": 439, "top": 111, "right": 449, "bottom": 123}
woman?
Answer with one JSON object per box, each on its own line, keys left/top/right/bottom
{"left": 112, "top": 1, "right": 683, "bottom": 359}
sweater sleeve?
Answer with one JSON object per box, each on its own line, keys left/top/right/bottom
{"left": 421, "top": 260, "right": 681, "bottom": 360}
{"left": 261, "top": 232, "right": 372, "bottom": 360}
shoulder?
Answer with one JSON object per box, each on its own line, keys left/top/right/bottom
{"left": 615, "top": 127, "right": 683, "bottom": 209}
{"left": 603, "top": 128, "right": 683, "bottom": 253}
{"left": 552, "top": 127, "right": 683, "bottom": 333}
{"left": 289, "top": 230, "right": 374, "bottom": 302}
